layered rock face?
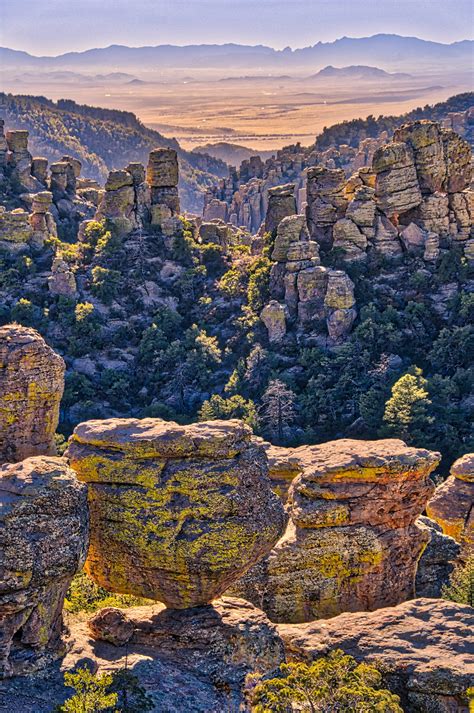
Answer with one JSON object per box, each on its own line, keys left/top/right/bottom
{"left": 0, "top": 325, "right": 65, "bottom": 463}
{"left": 265, "top": 213, "right": 356, "bottom": 344}
{"left": 66, "top": 418, "right": 286, "bottom": 608}
{"left": 232, "top": 438, "right": 439, "bottom": 623}
{"left": 0, "top": 456, "right": 88, "bottom": 677}
{"left": 302, "top": 120, "right": 473, "bottom": 265}
{"left": 427, "top": 453, "right": 474, "bottom": 556}
{"left": 279, "top": 598, "right": 474, "bottom": 713}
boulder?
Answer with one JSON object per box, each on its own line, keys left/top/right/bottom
{"left": 271, "top": 214, "right": 310, "bottom": 262}
{"left": 332, "top": 218, "right": 367, "bottom": 261}
{"left": 0, "top": 456, "right": 88, "bottom": 677}
{"left": 0, "top": 597, "right": 284, "bottom": 711}
{"left": 264, "top": 184, "right": 297, "bottom": 235}
{"left": 427, "top": 453, "right": 474, "bottom": 555}
{"left": 278, "top": 598, "right": 474, "bottom": 713}
{"left": 231, "top": 439, "right": 439, "bottom": 623}
{"left": 0, "top": 325, "right": 65, "bottom": 463}
{"left": 373, "top": 142, "right": 422, "bottom": 217}
{"left": 415, "top": 516, "right": 461, "bottom": 598}
{"left": 261, "top": 300, "right": 288, "bottom": 343}
{"left": 66, "top": 418, "right": 286, "bottom": 608}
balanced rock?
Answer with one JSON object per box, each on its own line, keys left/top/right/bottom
{"left": 0, "top": 456, "right": 88, "bottom": 677}
{"left": 66, "top": 418, "right": 286, "bottom": 608}
{"left": 426, "top": 453, "right": 474, "bottom": 555}
{"left": 278, "top": 598, "right": 474, "bottom": 713}
{"left": 261, "top": 300, "right": 288, "bottom": 343}
{"left": 231, "top": 438, "right": 439, "bottom": 623}
{"left": 264, "top": 184, "right": 296, "bottom": 235}
{"left": 0, "top": 325, "right": 65, "bottom": 463}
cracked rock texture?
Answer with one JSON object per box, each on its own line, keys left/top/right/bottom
{"left": 427, "top": 453, "right": 474, "bottom": 556}
{"left": 66, "top": 418, "right": 286, "bottom": 608}
{"left": 231, "top": 438, "right": 439, "bottom": 623}
{"left": 0, "top": 456, "right": 88, "bottom": 677}
{"left": 278, "top": 598, "right": 474, "bottom": 713}
{"left": 0, "top": 324, "right": 65, "bottom": 463}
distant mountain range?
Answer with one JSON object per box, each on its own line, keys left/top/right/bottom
{"left": 1, "top": 34, "right": 472, "bottom": 73}
{"left": 311, "top": 65, "right": 411, "bottom": 79}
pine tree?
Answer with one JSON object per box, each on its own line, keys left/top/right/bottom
{"left": 381, "top": 366, "right": 433, "bottom": 444}
{"left": 260, "top": 379, "right": 297, "bottom": 444}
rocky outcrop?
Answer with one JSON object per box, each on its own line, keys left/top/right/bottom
{"left": 87, "top": 597, "right": 285, "bottom": 685}
{"left": 306, "top": 167, "right": 347, "bottom": 249}
{"left": 261, "top": 300, "right": 288, "bottom": 343}
{"left": 0, "top": 325, "right": 65, "bottom": 463}
{"left": 415, "top": 516, "right": 461, "bottom": 598}
{"left": 48, "top": 257, "right": 77, "bottom": 297}
{"left": 231, "top": 438, "right": 439, "bottom": 623}
{"left": 66, "top": 418, "right": 286, "bottom": 608}
{"left": 0, "top": 207, "right": 33, "bottom": 244}
{"left": 264, "top": 184, "right": 297, "bottom": 235}
{"left": 279, "top": 598, "right": 474, "bottom": 713}
{"left": 427, "top": 453, "right": 474, "bottom": 556}
{"left": 147, "top": 148, "right": 180, "bottom": 228}
{"left": 5, "top": 130, "right": 40, "bottom": 192}
{"left": 0, "top": 456, "right": 88, "bottom": 677}
{"left": 0, "top": 597, "right": 284, "bottom": 711}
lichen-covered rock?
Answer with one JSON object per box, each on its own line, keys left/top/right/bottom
{"left": 261, "top": 300, "right": 288, "bottom": 343}
{"left": 426, "top": 453, "right": 474, "bottom": 555}
{"left": 48, "top": 257, "right": 77, "bottom": 297}
{"left": 278, "top": 598, "right": 474, "bottom": 713}
{"left": 373, "top": 214, "right": 403, "bottom": 256}
{"left": 393, "top": 120, "right": 447, "bottom": 194}
{"left": 231, "top": 439, "right": 439, "bottom": 623}
{"left": 373, "top": 142, "right": 422, "bottom": 217}
{"left": 0, "top": 208, "right": 33, "bottom": 243}
{"left": 306, "top": 167, "right": 347, "bottom": 248}
{"left": 332, "top": 218, "right": 367, "bottom": 261}
{"left": 0, "top": 456, "right": 88, "bottom": 677}
{"left": 0, "top": 325, "right": 65, "bottom": 463}
{"left": 66, "top": 418, "right": 286, "bottom": 609}
{"left": 415, "top": 516, "right": 460, "bottom": 598}
{"left": 271, "top": 214, "right": 310, "bottom": 262}
{"left": 147, "top": 148, "right": 180, "bottom": 218}
{"left": 264, "top": 184, "right": 296, "bottom": 235}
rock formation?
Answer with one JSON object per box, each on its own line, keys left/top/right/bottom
{"left": 231, "top": 438, "right": 439, "bottom": 623}
{"left": 147, "top": 148, "right": 180, "bottom": 229}
{"left": 0, "top": 456, "right": 88, "bottom": 677}
{"left": 264, "top": 184, "right": 297, "bottom": 235}
{"left": 415, "top": 516, "right": 461, "bottom": 598}
{"left": 278, "top": 598, "right": 474, "bottom": 713}
{"left": 427, "top": 453, "right": 474, "bottom": 556}
{"left": 87, "top": 597, "right": 285, "bottom": 685}
{"left": 306, "top": 167, "right": 347, "bottom": 249}
{"left": 0, "top": 324, "right": 65, "bottom": 463}
{"left": 66, "top": 418, "right": 286, "bottom": 608}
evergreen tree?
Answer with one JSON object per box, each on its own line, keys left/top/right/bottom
{"left": 381, "top": 367, "right": 433, "bottom": 444}
{"left": 442, "top": 555, "right": 474, "bottom": 607}
{"left": 260, "top": 379, "right": 297, "bottom": 444}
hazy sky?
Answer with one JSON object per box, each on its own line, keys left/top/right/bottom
{"left": 1, "top": 0, "right": 472, "bottom": 55}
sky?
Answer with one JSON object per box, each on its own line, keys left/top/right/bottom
{"left": 1, "top": 0, "right": 472, "bottom": 55}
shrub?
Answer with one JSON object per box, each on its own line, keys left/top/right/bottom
{"left": 442, "top": 554, "right": 474, "bottom": 607}
{"left": 246, "top": 650, "right": 403, "bottom": 712}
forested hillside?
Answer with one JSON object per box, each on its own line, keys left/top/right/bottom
{"left": 0, "top": 93, "right": 227, "bottom": 212}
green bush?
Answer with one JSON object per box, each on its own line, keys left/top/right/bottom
{"left": 246, "top": 649, "right": 403, "bottom": 712}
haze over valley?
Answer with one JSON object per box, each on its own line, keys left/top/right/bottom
{"left": 1, "top": 35, "right": 472, "bottom": 152}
